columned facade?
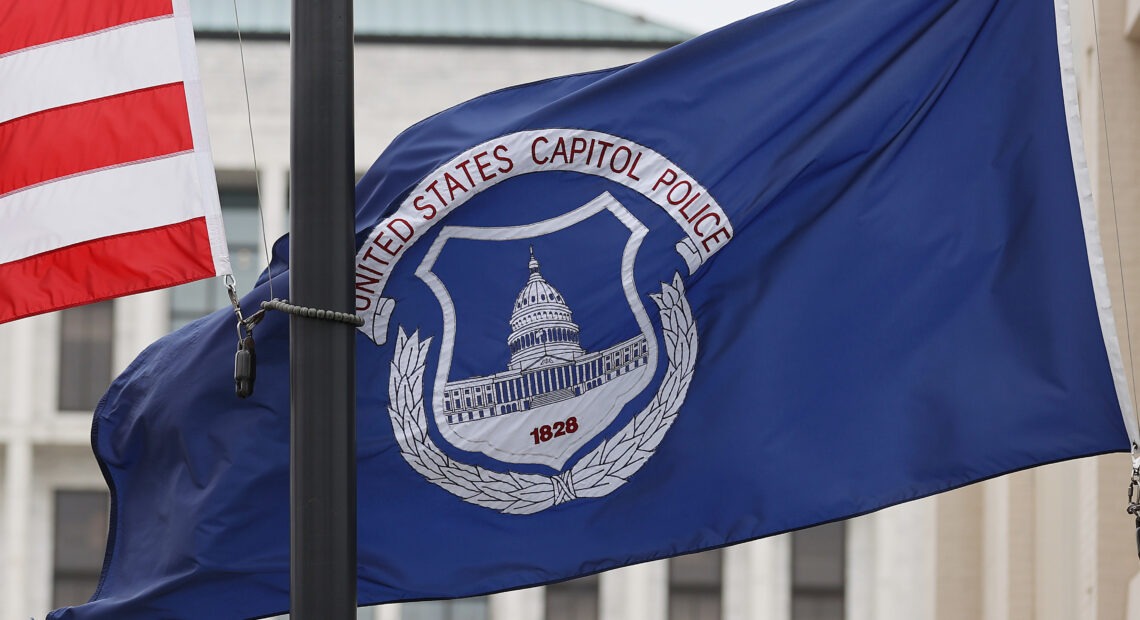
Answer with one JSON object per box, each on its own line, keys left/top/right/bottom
{"left": 3, "top": 1, "right": 1140, "bottom": 619}
{"left": 0, "top": 12, "right": 669, "bottom": 619}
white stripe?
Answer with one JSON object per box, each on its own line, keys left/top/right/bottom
{"left": 0, "top": 18, "right": 184, "bottom": 125}
{"left": 173, "top": 0, "right": 230, "bottom": 276}
{"left": 1053, "top": 0, "right": 1140, "bottom": 459}
{"left": 0, "top": 155, "right": 204, "bottom": 264}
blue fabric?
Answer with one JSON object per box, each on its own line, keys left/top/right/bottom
{"left": 52, "top": 0, "right": 1130, "bottom": 617}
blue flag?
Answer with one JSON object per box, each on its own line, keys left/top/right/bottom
{"left": 52, "top": 0, "right": 1136, "bottom": 617}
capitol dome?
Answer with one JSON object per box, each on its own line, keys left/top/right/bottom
{"left": 507, "top": 248, "right": 584, "bottom": 369}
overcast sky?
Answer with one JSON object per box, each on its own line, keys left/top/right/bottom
{"left": 590, "top": 0, "right": 791, "bottom": 34}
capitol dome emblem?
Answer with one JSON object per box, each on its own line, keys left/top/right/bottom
{"left": 354, "top": 129, "right": 734, "bottom": 514}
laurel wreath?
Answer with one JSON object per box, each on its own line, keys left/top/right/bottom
{"left": 388, "top": 272, "right": 697, "bottom": 514}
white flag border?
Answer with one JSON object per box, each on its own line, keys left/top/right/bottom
{"left": 173, "top": 0, "right": 231, "bottom": 278}
{"left": 1054, "top": 0, "right": 1140, "bottom": 459}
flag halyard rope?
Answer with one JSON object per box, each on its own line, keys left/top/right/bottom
{"left": 231, "top": 0, "right": 276, "bottom": 301}
{"left": 1089, "top": 0, "right": 1140, "bottom": 457}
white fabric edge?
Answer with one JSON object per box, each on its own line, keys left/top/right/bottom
{"left": 0, "top": 18, "right": 184, "bottom": 125}
{"left": 173, "top": 0, "right": 230, "bottom": 277}
{"left": 0, "top": 155, "right": 204, "bottom": 264}
{"left": 1054, "top": 0, "right": 1140, "bottom": 458}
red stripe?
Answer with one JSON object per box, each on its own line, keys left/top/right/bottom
{"left": 0, "top": 218, "right": 216, "bottom": 324}
{"left": 0, "top": 0, "right": 174, "bottom": 56}
{"left": 0, "top": 83, "right": 192, "bottom": 197}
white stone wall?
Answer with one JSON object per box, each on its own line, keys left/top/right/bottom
{"left": 4, "top": 3, "right": 1140, "bottom": 617}
{"left": 197, "top": 40, "right": 654, "bottom": 242}
{"left": 0, "top": 37, "right": 659, "bottom": 620}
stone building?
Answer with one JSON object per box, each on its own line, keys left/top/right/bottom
{"left": 2, "top": 1, "right": 1139, "bottom": 619}
{"left": 442, "top": 249, "right": 649, "bottom": 425}
{"left": 0, "top": 1, "right": 683, "bottom": 618}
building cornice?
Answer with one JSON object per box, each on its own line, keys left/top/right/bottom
{"left": 194, "top": 30, "right": 683, "bottom": 50}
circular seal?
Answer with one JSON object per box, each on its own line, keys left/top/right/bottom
{"left": 356, "top": 129, "right": 731, "bottom": 513}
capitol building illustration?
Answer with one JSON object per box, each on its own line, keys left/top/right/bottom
{"left": 440, "top": 249, "right": 649, "bottom": 425}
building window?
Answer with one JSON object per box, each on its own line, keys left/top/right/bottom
{"left": 53, "top": 490, "right": 110, "bottom": 608}
{"left": 668, "top": 549, "right": 722, "bottom": 620}
{"left": 546, "top": 574, "right": 599, "bottom": 620}
{"left": 57, "top": 301, "right": 114, "bottom": 412}
{"left": 401, "top": 597, "right": 489, "bottom": 620}
{"left": 169, "top": 188, "right": 263, "bottom": 330}
{"left": 791, "top": 522, "right": 846, "bottom": 620}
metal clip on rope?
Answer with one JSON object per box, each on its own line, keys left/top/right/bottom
{"left": 226, "top": 276, "right": 266, "bottom": 399}
{"left": 225, "top": 285, "right": 363, "bottom": 399}
{"left": 1128, "top": 466, "right": 1140, "bottom": 561}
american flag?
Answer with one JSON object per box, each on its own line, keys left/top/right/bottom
{"left": 0, "top": 0, "right": 230, "bottom": 323}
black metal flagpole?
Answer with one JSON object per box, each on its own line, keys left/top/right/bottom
{"left": 289, "top": 0, "right": 357, "bottom": 617}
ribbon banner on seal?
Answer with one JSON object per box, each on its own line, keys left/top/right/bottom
{"left": 355, "top": 128, "right": 733, "bottom": 345}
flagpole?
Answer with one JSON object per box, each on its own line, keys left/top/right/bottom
{"left": 289, "top": 0, "right": 357, "bottom": 617}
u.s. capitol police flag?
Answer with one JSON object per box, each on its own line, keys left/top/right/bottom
{"left": 51, "top": 0, "right": 1138, "bottom": 617}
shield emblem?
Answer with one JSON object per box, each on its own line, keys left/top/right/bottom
{"left": 416, "top": 193, "right": 659, "bottom": 469}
